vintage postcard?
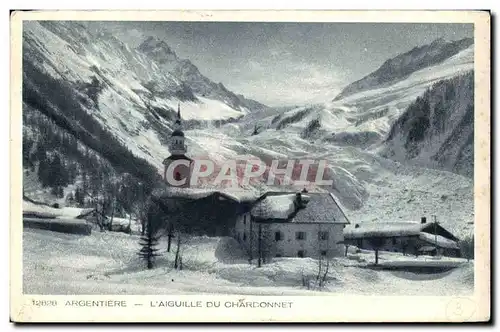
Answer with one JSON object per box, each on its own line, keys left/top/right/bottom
{"left": 10, "top": 10, "right": 490, "bottom": 322}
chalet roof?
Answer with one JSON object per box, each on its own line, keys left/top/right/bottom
{"left": 344, "top": 222, "right": 425, "bottom": 238}
{"left": 419, "top": 232, "right": 460, "bottom": 250}
{"left": 251, "top": 192, "right": 350, "bottom": 224}
{"left": 344, "top": 221, "right": 459, "bottom": 242}
{"left": 292, "top": 193, "right": 350, "bottom": 224}
{"left": 23, "top": 200, "right": 96, "bottom": 219}
{"left": 251, "top": 193, "right": 297, "bottom": 220}
{"left": 157, "top": 187, "right": 261, "bottom": 204}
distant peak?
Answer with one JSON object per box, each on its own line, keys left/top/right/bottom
{"left": 137, "top": 36, "right": 177, "bottom": 58}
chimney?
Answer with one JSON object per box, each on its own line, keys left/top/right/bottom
{"left": 421, "top": 217, "right": 427, "bottom": 224}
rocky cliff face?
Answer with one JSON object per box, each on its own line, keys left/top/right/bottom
{"left": 382, "top": 72, "right": 474, "bottom": 178}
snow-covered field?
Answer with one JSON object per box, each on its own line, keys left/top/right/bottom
{"left": 23, "top": 228, "right": 473, "bottom": 295}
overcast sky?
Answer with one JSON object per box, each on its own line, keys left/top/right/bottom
{"left": 99, "top": 22, "right": 473, "bottom": 107}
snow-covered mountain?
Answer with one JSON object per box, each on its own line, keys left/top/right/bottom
{"left": 22, "top": 21, "right": 267, "bottom": 174}
{"left": 382, "top": 72, "right": 474, "bottom": 178}
{"left": 333, "top": 37, "right": 473, "bottom": 101}
{"left": 22, "top": 23, "right": 475, "bottom": 238}
{"left": 206, "top": 38, "right": 475, "bottom": 237}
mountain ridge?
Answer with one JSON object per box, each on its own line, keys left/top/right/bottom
{"left": 333, "top": 37, "right": 474, "bottom": 101}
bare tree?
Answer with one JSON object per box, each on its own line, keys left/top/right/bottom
{"left": 257, "top": 224, "right": 262, "bottom": 268}
{"left": 315, "top": 226, "right": 331, "bottom": 288}
{"left": 301, "top": 257, "right": 331, "bottom": 290}
{"left": 366, "top": 237, "right": 385, "bottom": 265}
{"left": 401, "top": 239, "right": 409, "bottom": 256}
{"left": 255, "top": 224, "right": 275, "bottom": 267}
{"left": 166, "top": 223, "right": 174, "bottom": 252}
{"left": 317, "top": 256, "right": 330, "bottom": 288}
{"left": 173, "top": 232, "right": 183, "bottom": 270}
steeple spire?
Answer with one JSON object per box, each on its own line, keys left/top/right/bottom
{"left": 174, "top": 103, "right": 182, "bottom": 128}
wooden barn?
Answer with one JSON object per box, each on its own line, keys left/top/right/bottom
{"left": 150, "top": 187, "right": 259, "bottom": 236}
{"left": 343, "top": 217, "right": 461, "bottom": 257}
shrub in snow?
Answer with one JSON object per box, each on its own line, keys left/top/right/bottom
{"left": 459, "top": 235, "right": 474, "bottom": 261}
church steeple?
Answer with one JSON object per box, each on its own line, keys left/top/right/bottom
{"left": 174, "top": 102, "right": 182, "bottom": 128}
{"left": 169, "top": 103, "right": 187, "bottom": 155}
{"left": 163, "top": 103, "right": 192, "bottom": 188}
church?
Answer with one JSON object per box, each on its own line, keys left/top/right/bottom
{"left": 153, "top": 104, "right": 258, "bottom": 236}
{"left": 153, "top": 105, "right": 349, "bottom": 259}
{"left": 162, "top": 104, "right": 193, "bottom": 188}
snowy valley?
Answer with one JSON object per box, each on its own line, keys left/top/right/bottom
{"left": 21, "top": 21, "right": 475, "bottom": 295}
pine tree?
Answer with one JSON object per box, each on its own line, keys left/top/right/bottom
{"left": 137, "top": 213, "right": 160, "bottom": 269}
{"left": 74, "top": 187, "right": 84, "bottom": 206}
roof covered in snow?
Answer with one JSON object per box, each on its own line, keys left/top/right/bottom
{"left": 156, "top": 187, "right": 261, "bottom": 204}
{"left": 251, "top": 192, "right": 350, "bottom": 224}
{"left": 251, "top": 193, "right": 298, "bottom": 220}
{"left": 419, "top": 232, "right": 460, "bottom": 249}
{"left": 344, "top": 221, "right": 459, "bottom": 243}
{"left": 23, "top": 200, "right": 96, "bottom": 219}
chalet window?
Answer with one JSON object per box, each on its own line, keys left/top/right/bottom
{"left": 243, "top": 232, "right": 247, "bottom": 242}
{"left": 297, "top": 250, "right": 305, "bottom": 258}
{"left": 296, "top": 231, "right": 306, "bottom": 240}
{"left": 275, "top": 253, "right": 282, "bottom": 258}
{"left": 243, "top": 215, "right": 246, "bottom": 225}
{"left": 392, "top": 238, "right": 397, "bottom": 245}
{"left": 318, "top": 231, "right": 329, "bottom": 241}
{"left": 275, "top": 231, "right": 283, "bottom": 241}
{"left": 320, "top": 250, "right": 327, "bottom": 256}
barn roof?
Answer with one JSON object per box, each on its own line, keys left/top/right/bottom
{"left": 419, "top": 232, "right": 460, "bottom": 250}
{"left": 23, "top": 200, "right": 96, "bottom": 219}
{"left": 251, "top": 192, "right": 350, "bottom": 224}
{"left": 344, "top": 221, "right": 459, "bottom": 242}
{"left": 157, "top": 187, "right": 261, "bottom": 204}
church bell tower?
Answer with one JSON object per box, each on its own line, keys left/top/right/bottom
{"left": 162, "top": 103, "right": 192, "bottom": 187}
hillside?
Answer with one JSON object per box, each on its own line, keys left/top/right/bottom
{"left": 208, "top": 39, "right": 475, "bottom": 238}
{"left": 382, "top": 72, "right": 474, "bottom": 178}
{"left": 21, "top": 21, "right": 475, "bottom": 239}
{"left": 333, "top": 38, "right": 474, "bottom": 101}
{"left": 22, "top": 21, "right": 268, "bottom": 206}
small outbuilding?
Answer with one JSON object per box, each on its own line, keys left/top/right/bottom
{"left": 343, "top": 217, "right": 461, "bottom": 257}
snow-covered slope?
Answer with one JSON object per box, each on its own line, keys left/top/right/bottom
{"left": 334, "top": 37, "right": 473, "bottom": 100}
{"left": 382, "top": 72, "right": 474, "bottom": 177}
{"left": 202, "top": 39, "right": 475, "bottom": 238}
{"left": 23, "top": 21, "right": 267, "bottom": 170}
{"left": 22, "top": 23, "right": 474, "bottom": 238}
